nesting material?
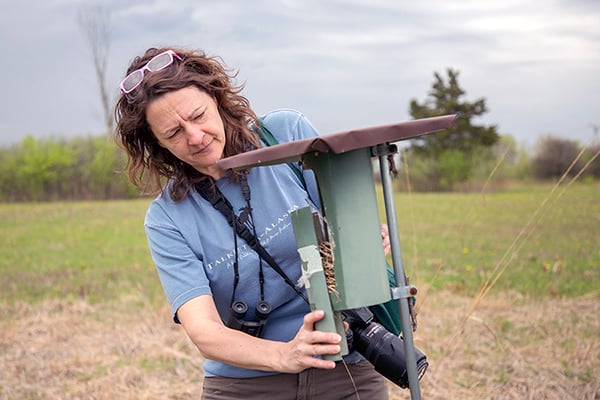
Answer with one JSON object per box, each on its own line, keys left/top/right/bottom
{"left": 319, "top": 240, "right": 338, "bottom": 297}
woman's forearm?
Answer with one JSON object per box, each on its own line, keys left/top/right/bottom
{"left": 177, "top": 295, "right": 342, "bottom": 373}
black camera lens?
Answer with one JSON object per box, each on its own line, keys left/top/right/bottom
{"left": 255, "top": 301, "right": 272, "bottom": 320}
{"left": 231, "top": 301, "right": 248, "bottom": 319}
{"left": 353, "top": 322, "right": 428, "bottom": 389}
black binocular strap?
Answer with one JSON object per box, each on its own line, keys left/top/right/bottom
{"left": 196, "top": 179, "right": 309, "bottom": 304}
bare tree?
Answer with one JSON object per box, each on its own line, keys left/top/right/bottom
{"left": 78, "top": 6, "right": 113, "bottom": 136}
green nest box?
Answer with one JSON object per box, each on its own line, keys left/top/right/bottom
{"left": 301, "top": 148, "right": 390, "bottom": 309}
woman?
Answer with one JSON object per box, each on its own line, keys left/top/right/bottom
{"left": 115, "top": 47, "right": 389, "bottom": 399}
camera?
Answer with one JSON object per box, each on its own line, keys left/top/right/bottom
{"left": 226, "top": 300, "right": 272, "bottom": 337}
{"left": 344, "top": 307, "right": 428, "bottom": 389}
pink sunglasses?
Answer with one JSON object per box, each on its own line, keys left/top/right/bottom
{"left": 120, "top": 50, "right": 182, "bottom": 94}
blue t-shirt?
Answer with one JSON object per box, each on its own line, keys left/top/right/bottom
{"left": 145, "top": 109, "right": 348, "bottom": 378}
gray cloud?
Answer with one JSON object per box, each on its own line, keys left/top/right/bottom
{"left": 1, "top": 0, "right": 599, "bottom": 147}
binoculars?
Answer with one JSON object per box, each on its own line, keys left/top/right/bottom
{"left": 226, "top": 300, "right": 272, "bottom": 338}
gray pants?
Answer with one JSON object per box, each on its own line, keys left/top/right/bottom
{"left": 201, "top": 360, "right": 389, "bottom": 400}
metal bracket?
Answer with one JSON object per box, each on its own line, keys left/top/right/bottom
{"left": 370, "top": 143, "right": 398, "bottom": 157}
{"left": 390, "top": 285, "right": 418, "bottom": 300}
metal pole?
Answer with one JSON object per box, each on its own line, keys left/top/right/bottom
{"left": 377, "top": 146, "right": 422, "bottom": 399}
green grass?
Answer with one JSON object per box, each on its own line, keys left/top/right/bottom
{"left": 1, "top": 182, "right": 598, "bottom": 305}
{"left": 0, "top": 199, "right": 159, "bottom": 304}
{"left": 383, "top": 182, "right": 600, "bottom": 298}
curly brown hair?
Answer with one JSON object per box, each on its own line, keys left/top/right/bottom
{"left": 114, "top": 47, "right": 260, "bottom": 201}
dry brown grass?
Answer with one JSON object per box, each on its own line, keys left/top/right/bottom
{"left": 390, "top": 290, "right": 599, "bottom": 400}
{"left": 0, "top": 296, "right": 202, "bottom": 400}
{"left": 1, "top": 291, "right": 598, "bottom": 400}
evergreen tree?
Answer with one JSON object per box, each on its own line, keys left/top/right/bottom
{"left": 405, "top": 69, "right": 501, "bottom": 190}
{"left": 409, "top": 68, "right": 500, "bottom": 158}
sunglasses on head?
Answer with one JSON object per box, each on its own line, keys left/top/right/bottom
{"left": 119, "top": 50, "right": 182, "bottom": 94}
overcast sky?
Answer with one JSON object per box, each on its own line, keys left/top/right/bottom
{"left": 1, "top": 0, "right": 599, "bottom": 149}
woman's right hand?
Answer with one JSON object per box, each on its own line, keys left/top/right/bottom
{"left": 277, "top": 309, "right": 342, "bottom": 373}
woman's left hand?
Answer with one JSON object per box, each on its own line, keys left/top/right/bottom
{"left": 381, "top": 224, "right": 391, "bottom": 256}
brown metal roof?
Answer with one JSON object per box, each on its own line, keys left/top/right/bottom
{"left": 218, "top": 114, "right": 458, "bottom": 170}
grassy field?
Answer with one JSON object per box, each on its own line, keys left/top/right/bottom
{"left": 1, "top": 182, "right": 598, "bottom": 399}
{"left": 1, "top": 199, "right": 158, "bottom": 305}
{"left": 381, "top": 181, "right": 599, "bottom": 298}
{"left": 2, "top": 182, "right": 598, "bottom": 304}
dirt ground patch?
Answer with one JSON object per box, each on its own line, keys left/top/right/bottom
{"left": 1, "top": 291, "right": 598, "bottom": 399}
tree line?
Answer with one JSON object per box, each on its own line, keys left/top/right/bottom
{"left": 0, "top": 136, "right": 137, "bottom": 202}
{"left": 1, "top": 129, "right": 597, "bottom": 203}
{"left": 1, "top": 69, "right": 598, "bottom": 202}
{"left": 402, "top": 69, "right": 599, "bottom": 191}
{"left": 397, "top": 133, "right": 600, "bottom": 192}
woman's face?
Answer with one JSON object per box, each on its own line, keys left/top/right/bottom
{"left": 146, "top": 86, "right": 226, "bottom": 179}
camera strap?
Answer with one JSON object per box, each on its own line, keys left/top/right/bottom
{"left": 253, "top": 121, "right": 307, "bottom": 188}
{"left": 196, "top": 177, "right": 309, "bottom": 304}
